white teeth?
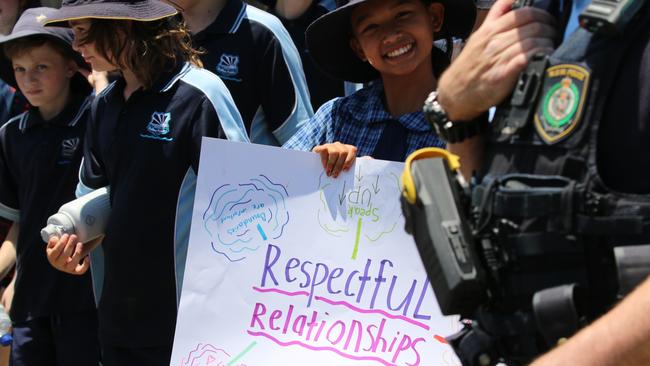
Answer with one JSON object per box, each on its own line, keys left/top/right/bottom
{"left": 386, "top": 44, "right": 413, "bottom": 58}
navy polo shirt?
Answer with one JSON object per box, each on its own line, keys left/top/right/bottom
{"left": 192, "top": 0, "right": 313, "bottom": 145}
{"left": 78, "top": 61, "right": 248, "bottom": 348}
{"left": 0, "top": 92, "right": 95, "bottom": 322}
{"left": 273, "top": 0, "right": 345, "bottom": 110}
{"left": 0, "top": 80, "right": 29, "bottom": 126}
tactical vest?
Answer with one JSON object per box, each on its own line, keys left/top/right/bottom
{"left": 469, "top": 8, "right": 650, "bottom": 358}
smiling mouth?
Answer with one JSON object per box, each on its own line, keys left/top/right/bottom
{"left": 385, "top": 43, "right": 414, "bottom": 59}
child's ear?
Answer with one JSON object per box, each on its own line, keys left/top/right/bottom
{"left": 428, "top": 3, "right": 445, "bottom": 33}
{"left": 66, "top": 60, "right": 78, "bottom": 78}
{"left": 349, "top": 37, "right": 368, "bottom": 62}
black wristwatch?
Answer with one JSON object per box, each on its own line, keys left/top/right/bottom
{"left": 423, "top": 91, "right": 488, "bottom": 143}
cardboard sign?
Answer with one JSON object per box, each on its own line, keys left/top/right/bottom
{"left": 171, "top": 139, "right": 460, "bottom": 366}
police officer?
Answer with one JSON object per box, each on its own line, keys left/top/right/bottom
{"left": 425, "top": 0, "right": 650, "bottom": 363}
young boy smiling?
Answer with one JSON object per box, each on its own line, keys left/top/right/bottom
{"left": 284, "top": 0, "right": 480, "bottom": 176}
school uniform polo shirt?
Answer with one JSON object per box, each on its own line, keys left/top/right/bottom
{"left": 273, "top": 0, "right": 345, "bottom": 110}
{"left": 283, "top": 81, "right": 446, "bottom": 162}
{"left": 0, "top": 93, "right": 95, "bottom": 322}
{"left": 0, "top": 81, "right": 29, "bottom": 126}
{"left": 192, "top": 0, "right": 313, "bottom": 146}
{"left": 78, "top": 61, "right": 248, "bottom": 348}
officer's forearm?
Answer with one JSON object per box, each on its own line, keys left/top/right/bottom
{"left": 274, "top": 0, "right": 313, "bottom": 20}
{"left": 447, "top": 136, "right": 485, "bottom": 180}
{"left": 532, "top": 277, "right": 650, "bottom": 366}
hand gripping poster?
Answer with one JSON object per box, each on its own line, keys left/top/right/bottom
{"left": 171, "top": 139, "right": 461, "bottom": 366}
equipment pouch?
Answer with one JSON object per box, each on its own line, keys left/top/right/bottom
{"left": 401, "top": 148, "right": 487, "bottom": 316}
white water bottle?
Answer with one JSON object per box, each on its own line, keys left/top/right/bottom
{"left": 0, "top": 304, "right": 11, "bottom": 346}
{"left": 40, "top": 187, "right": 110, "bottom": 243}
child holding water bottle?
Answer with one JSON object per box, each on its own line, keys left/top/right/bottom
{"left": 42, "top": 0, "right": 249, "bottom": 364}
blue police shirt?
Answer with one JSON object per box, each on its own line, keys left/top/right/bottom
{"left": 283, "top": 80, "right": 446, "bottom": 162}
{"left": 0, "top": 93, "right": 95, "bottom": 322}
{"left": 78, "top": 61, "right": 248, "bottom": 347}
{"left": 192, "top": 0, "right": 313, "bottom": 146}
{"left": 564, "top": 0, "right": 590, "bottom": 39}
{"left": 597, "top": 17, "right": 650, "bottom": 193}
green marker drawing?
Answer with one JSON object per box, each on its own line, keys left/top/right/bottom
{"left": 227, "top": 341, "right": 257, "bottom": 366}
{"left": 352, "top": 218, "right": 363, "bottom": 260}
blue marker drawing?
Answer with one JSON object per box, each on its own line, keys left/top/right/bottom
{"left": 256, "top": 224, "right": 267, "bottom": 240}
{"left": 204, "top": 175, "right": 290, "bottom": 262}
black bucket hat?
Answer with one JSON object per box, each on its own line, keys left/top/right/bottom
{"left": 0, "top": 7, "right": 90, "bottom": 90}
{"left": 41, "top": 0, "right": 178, "bottom": 28}
{"left": 306, "top": 0, "right": 477, "bottom": 83}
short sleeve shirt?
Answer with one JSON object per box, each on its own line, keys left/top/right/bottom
{"left": 192, "top": 0, "right": 314, "bottom": 146}
{"left": 79, "top": 62, "right": 248, "bottom": 347}
{"left": 283, "top": 81, "right": 446, "bottom": 162}
{"left": 0, "top": 93, "right": 95, "bottom": 322}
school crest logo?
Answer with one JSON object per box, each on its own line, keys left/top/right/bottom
{"left": 534, "top": 64, "right": 590, "bottom": 144}
{"left": 60, "top": 138, "right": 80, "bottom": 159}
{"left": 141, "top": 111, "right": 173, "bottom": 141}
{"left": 216, "top": 54, "right": 241, "bottom": 82}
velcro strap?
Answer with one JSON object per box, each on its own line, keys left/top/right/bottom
{"left": 492, "top": 189, "right": 565, "bottom": 218}
{"left": 575, "top": 215, "right": 647, "bottom": 235}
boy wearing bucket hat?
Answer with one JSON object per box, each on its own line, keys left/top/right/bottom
{"left": 284, "top": 0, "right": 484, "bottom": 176}
{"left": 41, "top": 0, "right": 249, "bottom": 364}
{"left": 0, "top": 0, "right": 40, "bottom": 125}
{"left": 0, "top": 7, "right": 101, "bottom": 366}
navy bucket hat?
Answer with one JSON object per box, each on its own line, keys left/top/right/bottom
{"left": 40, "top": 0, "right": 178, "bottom": 27}
{"left": 306, "top": 0, "right": 477, "bottom": 83}
{"left": 0, "top": 7, "right": 90, "bottom": 89}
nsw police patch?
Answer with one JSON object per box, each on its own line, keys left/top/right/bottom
{"left": 534, "top": 64, "right": 590, "bottom": 144}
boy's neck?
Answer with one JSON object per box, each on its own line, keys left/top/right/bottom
{"left": 38, "top": 87, "right": 71, "bottom": 122}
{"left": 182, "top": 0, "right": 228, "bottom": 34}
{"left": 122, "top": 69, "right": 143, "bottom": 101}
{"left": 380, "top": 55, "right": 438, "bottom": 117}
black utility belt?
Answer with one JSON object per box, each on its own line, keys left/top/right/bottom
{"left": 472, "top": 174, "right": 650, "bottom": 237}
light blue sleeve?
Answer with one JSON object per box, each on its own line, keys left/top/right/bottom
{"left": 282, "top": 98, "right": 339, "bottom": 151}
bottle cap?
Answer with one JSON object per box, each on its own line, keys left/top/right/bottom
{"left": 40, "top": 224, "right": 63, "bottom": 243}
{"left": 0, "top": 334, "right": 11, "bottom": 346}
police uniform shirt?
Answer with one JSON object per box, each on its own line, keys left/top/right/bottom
{"left": 192, "top": 0, "right": 313, "bottom": 146}
{"left": 0, "top": 93, "right": 95, "bottom": 323}
{"left": 597, "top": 19, "right": 650, "bottom": 193}
{"left": 272, "top": 0, "right": 345, "bottom": 110}
{"left": 78, "top": 61, "right": 248, "bottom": 348}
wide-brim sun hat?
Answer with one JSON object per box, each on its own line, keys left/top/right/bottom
{"left": 306, "top": 0, "right": 477, "bottom": 83}
{"left": 40, "top": 0, "right": 178, "bottom": 28}
{"left": 0, "top": 7, "right": 90, "bottom": 90}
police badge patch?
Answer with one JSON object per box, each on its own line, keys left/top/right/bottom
{"left": 534, "top": 64, "right": 591, "bottom": 144}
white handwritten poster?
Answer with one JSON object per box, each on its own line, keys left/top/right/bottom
{"left": 171, "top": 139, "right": 461, "bottom": 366}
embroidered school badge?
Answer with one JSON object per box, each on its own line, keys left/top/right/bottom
{"left": 216, "top": 54, "right": 242, "bottom": 82}
{"left": 60, "top": 138, "right": 80, "bottom": 159}
{"left": 141, "top": 111, "right": 173, "bottom": 141}
{"left": 534, "top": 64, "right": 590, "bottom": 144}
